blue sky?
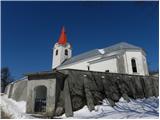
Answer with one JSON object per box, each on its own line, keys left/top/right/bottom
{"left": 2, "top": 1, "right": 159, "bottom": 79}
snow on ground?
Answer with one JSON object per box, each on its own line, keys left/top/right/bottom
{"left": 59, "top": 97, "right": 159, "bottom": 119}
{"left": 0, "top": 95, "right": 34, "bottom": 119}
{"left": 1, "top": 94, "right": 159, "bottom": 119}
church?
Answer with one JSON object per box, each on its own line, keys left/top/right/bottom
{"left": 5, "top": 26, "right": 151, "bottom": 117}
{"left": 53, "top": 27, "right": 149, "bottom": 76}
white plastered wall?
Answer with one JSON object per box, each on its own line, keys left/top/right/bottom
{"left": 58, "top": 56, "right": 101, "bottom": 71}
{"left": 90, "top": 58, "right": 118, "bottom": 73}
{"left": 123, "top": 50, "right": 148, "bottom": 75}
{"left": 58, "top": 56, "right": 118, "bottom": 73}
{"left": 142, "top": 54, "right": 149, "bottom": 75}
{"left": 52, "top": 43, "right": 72, "bottom": 69}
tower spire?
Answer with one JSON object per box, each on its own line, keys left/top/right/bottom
{"left": 58, "top": 26, "right": 67, "bottom": 45}
{"left": 52, "top": 26, "right": 72, "bottom": 69}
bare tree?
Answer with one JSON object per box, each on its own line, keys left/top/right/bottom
{"left": 1, "top": 67, "right": 13, "bottom": 93}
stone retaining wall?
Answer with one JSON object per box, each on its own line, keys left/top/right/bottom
{"left": 5, "top": 79, "right": 27, "bottom": 101}
{"left": 4, "top": 69, "right": 159, "bottom": 118}
{"left": 55, "top": 69, "right": 159, "bottom": 117}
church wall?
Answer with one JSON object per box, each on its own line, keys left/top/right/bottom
{"left": 61, "top": 61, "right": 88, "bottom": 70}
{"left": 90, "top": 58, "right": 118, "bottom": 73}
{"left": 5, "top": 84, "right": 11, "bottom": 97}
{"left": 10, "top": 80, "right": 27, "bottom": 101}
{"left": 53, "top": 43, "right": 72, "bottom": 69}
{"left": 142, "top": 54, "right": 149, "bottom": 75}
{"left": 53, "top": 45, "right": 64, "bottom": 68}
{"left": 124, "top": 51, "right": 148, "bottom": 75}
{"left": 117, "top": 54, "right": 126, "bottom": 73}
{"left": 5, "top": 80, "right": 27, "bottom": 101}
{"left": 58, "top": 56, "right": 101, "bottom": 71}
{"left": 26, "top": 78, "right": 56, "bottom": 117}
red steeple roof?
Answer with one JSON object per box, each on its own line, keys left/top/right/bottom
{"left": 58, "top": 26, "right": 67, "bottom": 45}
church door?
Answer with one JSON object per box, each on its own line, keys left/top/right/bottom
{"left": 34, "top": 86, "right": 47, "bottom": 113}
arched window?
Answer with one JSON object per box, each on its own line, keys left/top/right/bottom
{"left": 131, "top": 58, "right": 137, "bottom": 73}
{"left": 65, "top": 49, "right": 68, "bottom": 55}
{"left": 56, "top": 50, "right": 58, "bottom": 56}
{"left": 87, "top": 66, "right": 90, "bottom": 71}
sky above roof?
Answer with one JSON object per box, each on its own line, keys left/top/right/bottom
{"left": 2, "top": 1, "right": 159, "bottom": 79}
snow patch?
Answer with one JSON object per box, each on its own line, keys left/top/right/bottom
{"left": 59, "top": 97, "right": 159, "bottom": 119}
{"left": 98, "top": 49, "right": 105, "bottom": 54}
{"left": 1, "top": 94, "right": 159, "bottom": 119}
{"left": 1, "top": 95, "right": 34, "bottom": 119}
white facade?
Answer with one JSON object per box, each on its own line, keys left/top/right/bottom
{"left": 52, "top": 33, "right": 149, "bottom": 76}
{"left": 123, "top": 50, "right": 149, "bottom": 75}
{"left": 52, "top": 43, "right": 72, "bottom": 68}
{"left": 89, "top": 58, "right": 118, "bottom": 73}
{"left": 56, "top": 49, "right": 149, "bottom": 76}
{"left": 58, "top": 56, "right": 101, "bottom": 71}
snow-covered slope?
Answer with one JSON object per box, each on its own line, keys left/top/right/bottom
{"left": 1, "top": 94, "right": 159, "bottom": 119}
{"left": 59, "top": 97, "right": 159, "bottom": 119}
{"left": 1, "top": 95, "right": 34, "bottom": 119}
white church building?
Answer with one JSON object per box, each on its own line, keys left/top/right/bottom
{"left": 5, "top": 27, "right": 153, "bottom": 117}
{"left": 52, "top": 27, "right": 149, "bottom": 76}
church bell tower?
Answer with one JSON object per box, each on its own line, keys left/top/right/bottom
{"left": 52, "top": 27, "right": 72, "bottom": 69}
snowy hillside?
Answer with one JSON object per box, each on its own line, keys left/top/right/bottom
{"left": 59, "top": 97, "right": 159, "bottom": 119}
{"left": 0, "top": 94, "right": 159, "bottom": 119}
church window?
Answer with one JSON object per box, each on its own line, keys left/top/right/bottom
{"left": 87, "top": 66, "right": 90, "bottom": 71}
{"left": 105, "top": 70, "right": 109, "bottom": 72}
{"left": 56, "top": 50, "right": 58, "bottom": 56}
{"left": 131, "top": 58, "right": 137, "bottom": 73}
{"left": 65, "top": 49, "right": 68, "bottom": 55}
